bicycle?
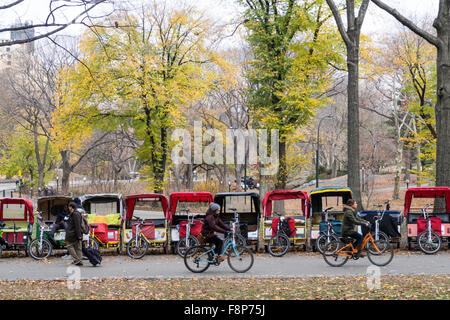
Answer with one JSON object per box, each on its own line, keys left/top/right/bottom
{"left": 322, "top": 222, "right": 394, "bottom": 267}
{"left": 267, "top": 212, "right": 292, "bottom": 257}
{"left": 370, "top": 204, "right": 390, "bottom": 246}
{"left": 316, "top": 207, "right": 339, "bottom": 254}
{"left": 183, "top": 212, "right": 254, "bottom": 273}
{"left": 176, "top": 209, "right": 200, "bottom": 257}
{"left": 28, "top": 213, "right": 53, "bottom": 260}
{"left": 126, "top": 216, "right": 150, "bottom": 259}
{"left": 417, "top": 204, "right": 442, "bottom": 254}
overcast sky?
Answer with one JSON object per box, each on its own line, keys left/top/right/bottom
{"left": 0, "top": 0, "right": 440, "bottom": 44}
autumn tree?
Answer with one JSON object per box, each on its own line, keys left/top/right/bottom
{"left": 53, "top": 1, "right": 230, "bottom": 192}
{"left": 371, "top": 0, "right": 450, "bottom": 189}
{"left": 240, "top": 0, "right": 343, "bottom": 190}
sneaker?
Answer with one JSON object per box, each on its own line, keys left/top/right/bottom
{"left": 217, "top": 255, "right": 226, "bottom": 263}
{"left": 71, "top": 261, "right": 83, "bottom": 266}
{"left": 62, "top": 254, "right": 72, "bottom": 260}
{"left": 82, "top": 256, "right": 88, "bottom": 260}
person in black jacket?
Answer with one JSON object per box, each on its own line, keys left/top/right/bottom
{"left": 201, "top": 202, "right": 231, "bottom": 262}
{"left": 65, "top": 202, "right": 83, "bottom": 266}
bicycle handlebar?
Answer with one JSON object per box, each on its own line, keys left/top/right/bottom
{"left": 324, "top": 207, "right": 334, "bottom": 212}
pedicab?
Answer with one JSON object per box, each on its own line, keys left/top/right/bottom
{"left": 309, "top": 186, "right": 352, "bottom": 251}
{"left": 168, "top": 192, "right": 212, "bottom": 254}
{"left": 124, "top": 193, "right": 170, "bottom": 257}
{"left": 358, "top": 205, "right": 402, "bottom": 248}
{"left": 404, "top": 187, "right": 450, "bottom": 252}
{"left": 213, "top": 192, "right": 261, "bottom": 249}
{"left": 0, "top": 197, "right": 34, "bottom": 257}
{"left": 28, "top": 196, "right": 73, "bottom": 259}
{"left": 261, "top": 190, "right": 309, "bottom": 255}
{"left": 80, "top": 193, "right": 124, "bottom": 253}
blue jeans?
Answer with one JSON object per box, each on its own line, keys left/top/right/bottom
{"left": 349, "top": 231, "right": 363, "bottom": 245}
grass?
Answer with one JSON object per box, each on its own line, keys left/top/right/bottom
{"left": 1, "top": 275, "right": 448, "bottom": 300}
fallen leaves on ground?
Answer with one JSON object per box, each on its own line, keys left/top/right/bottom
{"left": 0, "top": 275, "right": 448, "bottom": 300}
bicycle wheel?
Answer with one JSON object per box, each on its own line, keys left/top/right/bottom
{"left": 224, "top": 234, "right": 246, "bottom": 254}
{"left": 367, "top": 239, "right": 394, "bottom": 266}
{"left": 367, "top": 232, "right": 389, "bottom": 254}
{"left": 418, "top": 230, "right": 442, "bottom": 254}
{"left": 126, "top": 236, "right": 149, "bottom": 259}
{"left": 227, "top": 246, "right": 254, "bottom": 273}
{"left": 28, "top": 238, "right": 52, "bottom": 260}
{"left": 322, "top": 240, "right": 349, "bottom": 267}
{"left": 184, "top": 245, "right": 211, "bottom": 273}
{"left": 268, "top": 234, "right": 290, "bottom": 257}
{"left": 316, "top": 233, "right": 339, "bottom": 254}
{"left": 176, "top": 235, "right": 199, "bottom": 257}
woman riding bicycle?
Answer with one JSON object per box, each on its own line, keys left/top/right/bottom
{"left": 201, "top": 202, "right": 231, "bottom": 262}
{"left": 342, "top": 199, "right": 370, "bottom": 258}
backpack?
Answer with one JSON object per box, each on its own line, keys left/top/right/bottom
{"left": 77, "top": 209, "right": 90, "bottom": 235}
{"left": 280, "top": 219, "right": 293, "bottom": 237}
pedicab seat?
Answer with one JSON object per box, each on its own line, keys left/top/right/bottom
{"left": 271, "top": 217, "right": 296, "bottom": 237}
{"left": 417, "top": 217, "right": 442, "bottom": 235}
{"left": 179, "top": 220, "right": 203, "bottom": 238}
{"left": 132, "top": 221, "right": 155, "bottom": 240}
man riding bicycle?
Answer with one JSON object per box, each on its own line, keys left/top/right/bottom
{"left": 342, "top": 199, "right": 370, "bottom": 258}
{"left": 200, "top": 202, "right": 231, "bottom": 262}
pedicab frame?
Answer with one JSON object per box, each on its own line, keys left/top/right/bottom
{"left": 308, "top": 186, "right": 352, "bottom": 251}
{"left": 80, "top": 193, "right": 124, "bottom": 253}
{"left": 261, "top": 190, "right": 309, "bottom": 251}
{"left": 167, "top": 192, "right": 212, "bottom": 253}
{"left": 124, "top": 194, "right": 170, "bottom": 254}
{"left": 33, "top": 196, "right": 73, "bottom": 250}
{"left": 0, "top": 197, "right": 34, "bottom": 256}
{"left": 403, "top": 187, "right": 450, "bottom": 250}
{"left": 213, "top": 192, "right": 261, "bottom": 249}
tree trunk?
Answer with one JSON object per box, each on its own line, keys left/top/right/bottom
{"left": 347, "top": 42, "right": 362, "bottom": 208}
{"left": 275, "top": 140, "right": 287, "bottom": 189}
{"left": 61, "top": 150, "right": 72, "bottom": 194}
{"left": 434, "top": 11, "right": 450, "bottom": 189}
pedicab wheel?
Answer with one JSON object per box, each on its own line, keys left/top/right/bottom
{"left": 367, "top": 239, "right": 394, "bottom": 266}
{"left": 367, "top": 232, "right": 390, "bottom": 255}
{"left": 28, "top": 238, "right": 52, "bottom": 260}
{"left": 184, "top": 245, "right": 210, "bottom": 273}
{"left": 322, "top": 241, "right": 348, "bottom": 267}
{"left": 126, "top": 236, "right": 149, "bottom": 259}
{"left": 227, "top": 246, "right": 254, "bottom": 273}
{"left": 268, "top": 234, "right": 290, "bottom": 257}
{"left": 316, "top": 233, "right": 339, "bottom": 254}
{"left": 88, "top": 237, "right": 100, "bottom": 251}
{"left": 417, "top": 230, "right": 442, "bottom": 254}
{"left": 176, "top": 235, "right": 199, "bottom": 258}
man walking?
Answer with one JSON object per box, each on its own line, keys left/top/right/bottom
{"left": 65, "top": 202, "right": 83, "bottom": 266}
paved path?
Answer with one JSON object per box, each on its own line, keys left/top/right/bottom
{"left": 0, "top": 251, "right": 448, "bottom": 281}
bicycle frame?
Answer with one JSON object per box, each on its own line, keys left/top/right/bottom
{"left": 422, "top": 207, "right": 434, "bottom": 242}
{"left": 194, "top": 221, "right": 242, "bottom": 264}
{"left": 334, "top": 232, "right": 382, "bottom": 258}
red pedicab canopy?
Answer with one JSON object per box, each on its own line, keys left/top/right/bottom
{"left": 0, "top": 198, "right": 34, "bottom": 224}
{"left": 125, "top": 194, "right": 169, "bottom": 220}
{"left": 262, "top": 190, "right": 309, "bottom": 218}
{"left": 403, "top": 187, "right": 450, "bottom": 216}
{"left": 168, "top": 192, "right": 213, "bottom": 222}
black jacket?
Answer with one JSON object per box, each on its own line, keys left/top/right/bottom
{"left": 65, "top": 209, "right": 82, "bottom": 242}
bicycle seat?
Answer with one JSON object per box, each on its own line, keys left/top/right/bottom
{"left": 340, "top": 237, "right": 354, "bottom": 244}
{"left": 90, "top": 224, "right": 98, "bottom": 229}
